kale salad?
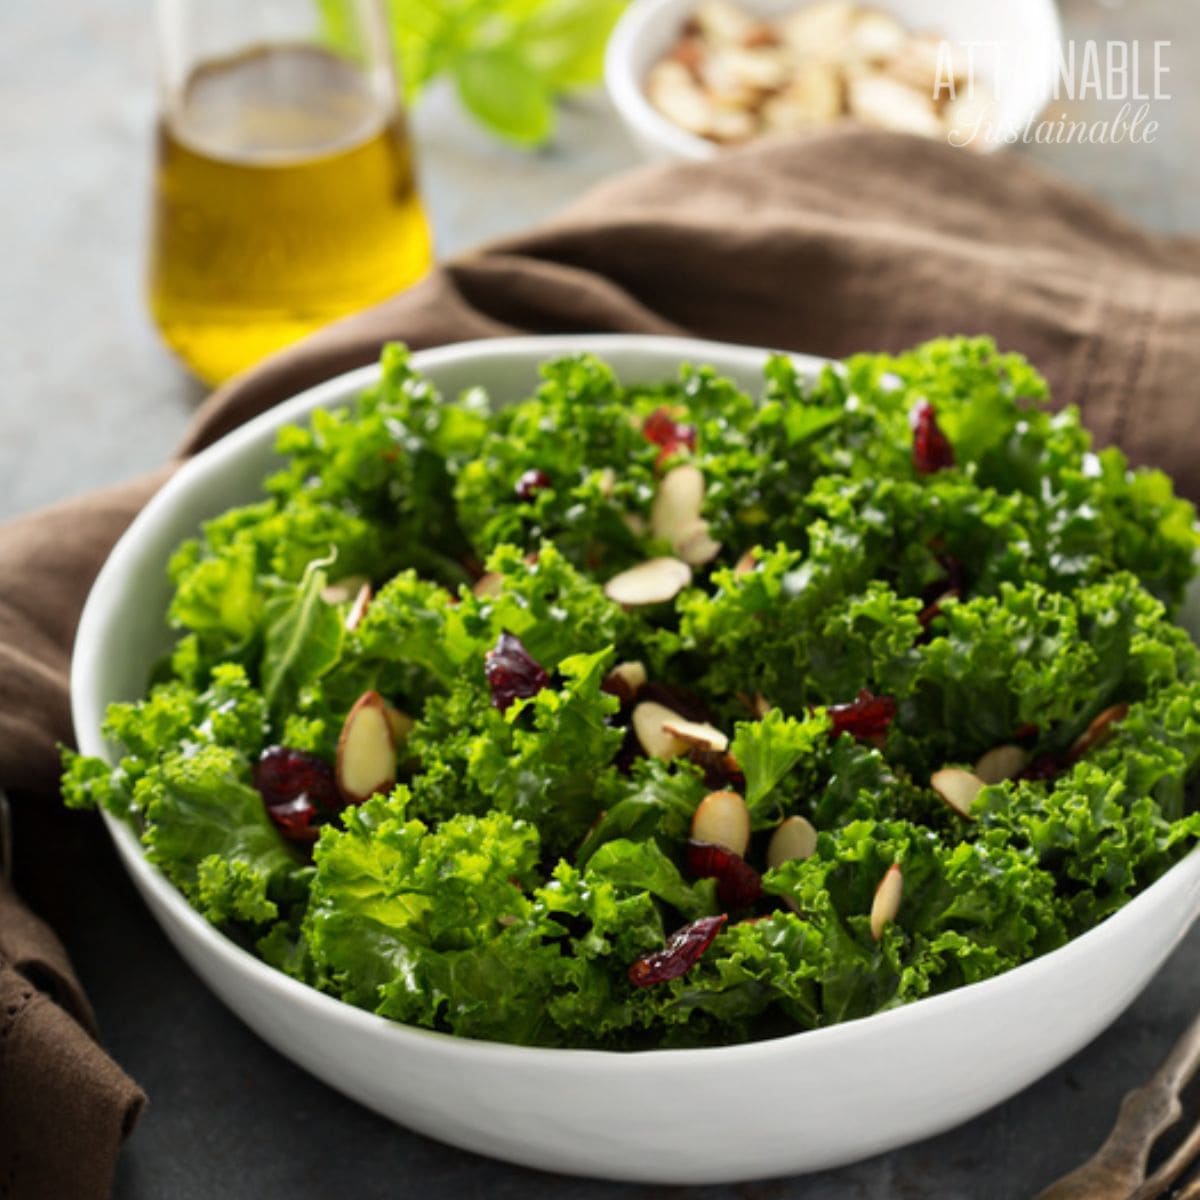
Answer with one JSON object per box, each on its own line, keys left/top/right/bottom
{"left": 65, "top": 337, "right": 1200, "bottom": 1049}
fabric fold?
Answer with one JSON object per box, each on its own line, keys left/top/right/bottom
{"left": 0, "top": 964, "right": 145, "bottom": 1200}
{"left": 0, "top": 875, "right": 96, "bottom": 1033}
{"left": 0, "top": 878, "right": 146, "bottom": 1199}
{"left": 0, "top": 469, "right": 171, "bottom": 799}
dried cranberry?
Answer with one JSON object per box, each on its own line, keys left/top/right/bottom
{"left": 688, "top": 748, "right": 744, "bottom": 791}
{"left": 911, "top": 400, "right": 954, "bottom": 474}
{"left": 253, "top": 746, "right": 343, "bottom": 843}
{"left": 687, "top": 841, "right": 763, "bottom": 909}
{"left": 1068, "top": 702, "right": 1129, "bottom": 762}
{"left": 1020, "top": 752, "right": 1063, "bottom": 782}
{"left": 937, "top": 553, "right": 967, "bottom": 594}
{"left": 638, "top": 681, "right": 712, "bottom": 725}
{"left": 921, "top": 554, "right": 967, "bottom": 608}
{"left": 484, "top": 631, "right": 551, "bottom": 712}
{"left": 514, "top": 468, "right": 551, "bottom": 501}
{"left": 643, "top": 406, "right": 697, "bottom": 463}
{"left": 643, "top": 407, "right": 686, "bottom": 446}
{"left": 827, "top": 689, "right": 897, "bottom": 743}
{"left": 628, "top": 914, "right": 728, "bottom": 987}
{"left": 600, "top": 666, "right": 642, "bottom": 706}
{"left": 264, "top": 795, "right": 320, "bottom": 842}
{"left": 918, "top": 588, "right": 961, "bottom": 629}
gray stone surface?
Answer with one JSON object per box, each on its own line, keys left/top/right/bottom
{"left": 2, "top": 1, "right": 1198, "bottom": 1197}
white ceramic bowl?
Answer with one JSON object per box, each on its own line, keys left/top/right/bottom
{"left": 606, "top": 0, "right": 1063, "bottom": 160}
{"left": 72, "top": 334, "right": 1200, "bottom": 1184}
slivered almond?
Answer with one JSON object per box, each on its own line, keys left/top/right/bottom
{"left": 737, "top": 690, "right": 772, "bottom": 718}
{"left": 695, "top": 0, "right": 755, "bottom": 45}
{"left": 648, "top": 464, "right": 720, "bottom": 564}
{"left": 974, "top": 744, "right": 1029, "bottom": 786}
{"left": 743, "top": 22, "right": 780, "bottom": 50}
{"left": 650, "top": 2, "right": 983, "bottom": 149}
{"left": 321, "top": 575, "right": 369, "bottom": 605}
{"left": 336, "top": 691, "right": 398, "bottom": 804}
{"left": 767, "top": 816, "right": 818, "bottom": 868}
{"left": 1069, "top": 703, "right": 1129, "bottom": 762}
{"left": 930, "top": 767, "right": 985, "bottom": 819}
{"left": 472, "top": 572, "right": 504, "bottom": 599}
{"left": 847, "top": 8, "right": 906, "bottom": 62}
{"left": 604, "top": 557, "right": 692, "bottom": 606}
{"left": 870, "top": 863, "right": 903, "bottom": 940}
{"left": 661, "top": 716, "right": 729, "bottom": 754}
{"left": 705, "top": 45, "right": 790, "bottom": 93}
{"left": 675, "top": 519, "right": 723, "bottom": 566}
{"left": 670, "top": 36, "right": 706, "bottom": 77}
{"left": 761, "top": 63, "right": 844, "bottom": 130}
{"left": 691, "top": 790, "right": 751, "bottom": 855}
{"left": 632, "top": 701, "right": 691, "bottom": 760}
{"left": 708, "top": 106, "right": 759, "bottom": 144}
{"left": 384, "top": 703, "right": 414, "bottom": 746}
{"left": 603, "top": 660, "right": 648, "bottom": 703}
{"left": 651, "top": 464, "right": 706, "bottom": 544}
{"left": 345, "top": 582, "right": 373, "bottom": 632}
{"left": 648, "top": 60, "right": 717, "bottom": 136}
{"left": 780, "top": 1, "right": 857, "bottom": 59}
{"left": 847, "top": 71, "right": 942, "bottom": 137}
{"left": 887, "top": 33, "right": 959, "bottom": 97}
{"left": 734, "top": 549, "right": 759, "bottom": 577}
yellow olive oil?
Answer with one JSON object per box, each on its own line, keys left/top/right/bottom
{"left": 149, "top": 44, "right": 432, "bottom": 384}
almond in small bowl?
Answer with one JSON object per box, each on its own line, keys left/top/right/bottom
{"left": 606, "top": 0, "right": 1062, "bottom": 160}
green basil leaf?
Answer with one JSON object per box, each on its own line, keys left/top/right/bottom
{"left": 453, "top": 46, "right": 555, "bottom": 145}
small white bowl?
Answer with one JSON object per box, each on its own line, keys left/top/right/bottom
{"left": 72, "top": 335, "right": 1200, "bottom": 1184}
{"left": 606, "top": 0, "right": 1063, "bottom": 159}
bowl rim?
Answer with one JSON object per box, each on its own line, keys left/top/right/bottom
{"left": 604, "top": 0, "right": 1066, "bottom": 160}
{"left": 72, "top": 331, "right": 1200, "bottom": 1068}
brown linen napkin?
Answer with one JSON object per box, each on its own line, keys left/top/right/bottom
{"left": 2, "top": 127, "right": 1199, "bottom": 1197}
{"left": 0, "top": 876, "right": 146, "bottom": 1200}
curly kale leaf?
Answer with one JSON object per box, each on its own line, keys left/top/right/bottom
{"left": 668, "top": 548, "right": 922, "bottom": 714}
{"left": 305, "top": 793, "right": 563, "bottom": 1043}
{"left": 407, "top": 649, "right": 623, "bottom": 856}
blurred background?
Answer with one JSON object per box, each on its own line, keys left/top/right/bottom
{"left": 1, "top": 0, "right": 1194, "bottom": 524}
